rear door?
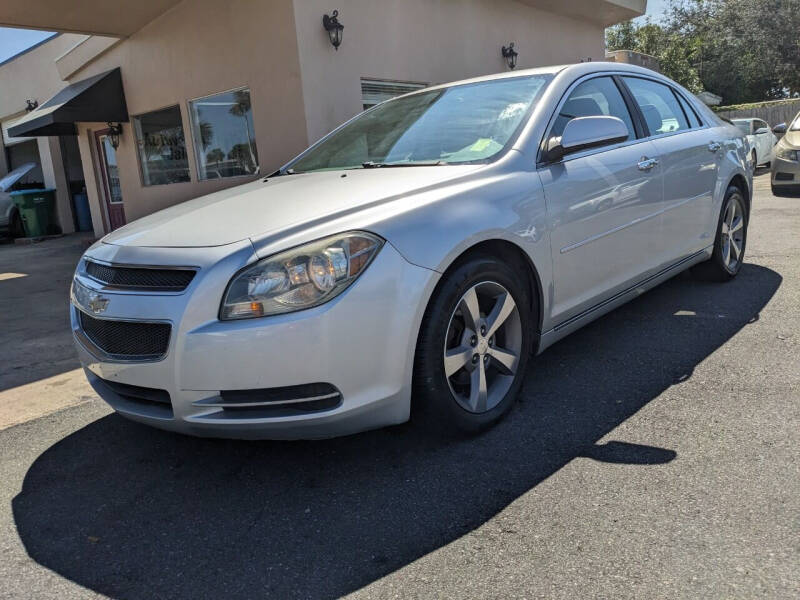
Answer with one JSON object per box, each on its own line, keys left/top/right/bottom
{"left": 539, "top": 75, "right": 663, "bottom": 325}
{"left": 622, "top": 76, "right": 720, "bottom": 265}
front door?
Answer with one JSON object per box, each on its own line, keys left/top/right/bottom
{"left": 95, "top": 129, "right": 126, "bottom": 231}
{"left": 539, "top": 75, "right": 664, "bottom": 325}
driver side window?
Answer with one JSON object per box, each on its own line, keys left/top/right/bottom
{"left": 551, "top": 77, "right": 635, "bottom": 141}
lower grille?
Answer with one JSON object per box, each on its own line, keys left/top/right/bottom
{"left": 85, "top": 261, "right": 196, "bottom": 291}
{"left": 92, "top": 376, "right": 173, "bottom": 419}
{"left": 79, "top": 311, "right": 171, "bottom": 360}
{"left": 775, "top": 172, "right": 795, "bottom": 181}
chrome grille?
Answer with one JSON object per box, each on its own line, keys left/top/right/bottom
{"left": 85, "top": 261, "right": 195, "bottom": 291}
{"left": 78, "top": 312, "right": 171, "bottom": 360}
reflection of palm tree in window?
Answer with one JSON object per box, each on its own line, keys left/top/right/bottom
{"left": 227, "top": 143, "right": 255, "bottom": 173}
{"left": 229, "top": 90, "right": 258, "bottom": 171}
{"left": 206, "top": 148, "right": 225, "bottom": 177}
{"left": 199, "top": 121, "right": 214, "bottom": 151}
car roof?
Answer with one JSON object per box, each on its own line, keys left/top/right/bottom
{"left": 400, "top": 61, "right": 681, "bottom": 98}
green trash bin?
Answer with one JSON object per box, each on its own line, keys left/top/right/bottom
{"left": 9, "top": 188, "right": 58, "bottom": 238}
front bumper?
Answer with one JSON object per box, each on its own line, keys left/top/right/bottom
{"left": 72, "top": 239, "right": 438, "bottom": 439}
{"left": 771, "top": 155, "right": 800, "bottom": 191}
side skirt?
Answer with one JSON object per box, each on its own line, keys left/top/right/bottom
{"left": 536, "top": 247, "right": 712, "bottom": 354}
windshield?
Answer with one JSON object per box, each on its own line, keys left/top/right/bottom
{"left": 731, "top": 120, "right": 750, "bottom": 135}
{"left": 287, "top": 75, "right": 553, "bottom": 173}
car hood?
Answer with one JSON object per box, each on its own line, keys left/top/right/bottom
{"left": 782, "top": 130, "right": 800, "bottom": 148}
{"left": 0, "top": 162, "right": 36, "bottom": 192}
{"left": 102, "top": 166, "right": 482, "bottom": 248}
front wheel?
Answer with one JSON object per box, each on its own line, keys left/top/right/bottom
{"left": 693, "top": 186, "right": 748, "bottom": 281}
{"left": 413, "top": 254, "right": 534, "bottom": 435}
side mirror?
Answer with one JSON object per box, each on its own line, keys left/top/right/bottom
{"left": 773, "top": 123, "right": 787, "bottom": 135}
{"left": 544, "top": 116, "right": 629, "bottom": 162}
{"left": 754, "top": 127, "right": 769, "bottom": 135}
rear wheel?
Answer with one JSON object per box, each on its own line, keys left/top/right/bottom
{"left": 693, "top": 185, "right": 748, "bottom": 281}
{"left": 413, "top": 254, "right": 533, "bottom": 434}
{"left": 751, "top": 150, "right": 758, "bottom": 170}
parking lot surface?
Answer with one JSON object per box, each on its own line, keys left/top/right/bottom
{"left": 0, "top": 172, "right": 797, "bottom": 599}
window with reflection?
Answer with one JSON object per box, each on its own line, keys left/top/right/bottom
{"left": 133, "top": 105, "right": 191, "bottom": 186}
{"left": 189, "top": 88, "right": 259, "bottom": 180}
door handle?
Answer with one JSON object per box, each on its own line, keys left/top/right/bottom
{"left": 708, "top": 141, "right": 722, "bottom": 152}
{"left": 637, "top": 157, "right": 659, "bottom": 171}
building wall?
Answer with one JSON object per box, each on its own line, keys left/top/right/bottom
{"left": 0, "top": 33, "right": 87, "bottom": 231}
{"left": 66, "top": 0, "right": 606, "bottom": 237}
{"left": 293, "top": 0, "right": 606, "bottom": 144}
{"left": 0, "top": 34, "right": 86, "bottom": 122}
{"left": 68, "top": 0, "right": 308, "bottom": 235}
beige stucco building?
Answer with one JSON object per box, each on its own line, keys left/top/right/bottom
{"left": 1, "top": 0, "right": 645, "bottom": 238}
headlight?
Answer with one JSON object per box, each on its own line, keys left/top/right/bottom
{"left": 776, "top": 146, "right": 798, "bottom": 162}
{"left": 220, "top": 231, "right": 384, "bottom": 320}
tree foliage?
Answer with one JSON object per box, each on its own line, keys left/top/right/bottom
{"left": 606, "top": 0, "right": 800, "bottom": 104}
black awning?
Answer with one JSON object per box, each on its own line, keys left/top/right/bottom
{"left": 8, "top": 68, "right": 128, "bottom": 137}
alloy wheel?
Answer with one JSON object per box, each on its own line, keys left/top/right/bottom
{"left": 720, "top": 195, "right": 745, "bottom": 271}
{"left": 443, "top": 281, "right": 523, "bottom": 414}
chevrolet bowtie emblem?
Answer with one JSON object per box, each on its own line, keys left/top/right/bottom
{"left": 87, "top": 293, "right": 110, "bottom": 315}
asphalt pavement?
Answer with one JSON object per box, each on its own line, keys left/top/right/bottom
{"left": 0, "top": 171, "right": 797, "bottom": 599}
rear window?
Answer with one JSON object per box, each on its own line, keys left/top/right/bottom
{"left": 732, "top": 120, "right": 751, "bottom": 136}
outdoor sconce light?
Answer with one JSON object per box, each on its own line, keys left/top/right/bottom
{"left": 25, "top": 99, "right": 38, "bottom": 112}
{"left": 323, "top": 10, "right": 344, "bottom": 50}
{"left": 502, "top": 43, "right": 518, "bottom": 70}
{"left": 107, "top": 123, "right": 123, "bottom": 150}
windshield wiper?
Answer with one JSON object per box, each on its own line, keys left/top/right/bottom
{"left": 361, "top": 160, "right": 443, "bottom": 169}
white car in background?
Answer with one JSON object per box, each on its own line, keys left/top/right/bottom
{"left": 731, "top": 118, "right": 777, "bottom": 167}
{"left": 0, "top": 162, "right": 36, "bottom": 238}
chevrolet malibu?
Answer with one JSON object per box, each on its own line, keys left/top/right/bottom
{"left": 71, "top": 63, "right": 752, "bottom": 439}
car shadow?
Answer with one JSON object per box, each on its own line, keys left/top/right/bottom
{"left": 12, "top": 263, "right": 781, "bottom": 599}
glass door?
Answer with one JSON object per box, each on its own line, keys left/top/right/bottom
{"left": 94, "top": 129, "right": 126, "bottom": 231}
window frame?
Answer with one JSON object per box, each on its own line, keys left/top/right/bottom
{"left": 673, "top": 90, "right": 703, "bottom": 129}
{"left": 187, "top": 85, "right": 260, "bottom": 182}
{"left": 131, "top": 103, "right": 193, "bottom": 188}
{"left": 537, "top": 73, "right": 647, "bottom": 166}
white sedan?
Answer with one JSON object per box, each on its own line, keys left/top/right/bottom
{"left": 71, "top": 62, "right": 752, "bottom": 439}
{"left": 731, "top": 118, "right": 778, "bottom": 167}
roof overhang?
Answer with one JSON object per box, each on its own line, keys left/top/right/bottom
{"left": 521, "top": 0, "right": 647, "bottom": 26}
{"left": 8, "top": 68, "right": 128, "bottom": 137}
{"left": 0, "top": 0, "right": 180, "bottom": 37}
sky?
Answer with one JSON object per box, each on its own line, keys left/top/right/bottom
{"left": 0, "top": 1, "right": 670, "bottom": 64}
{"left": 0, "top": 28, "right": 56, "bottom": 64}
{"left": 639, "top": 0, "right": 670, "bottom": 22}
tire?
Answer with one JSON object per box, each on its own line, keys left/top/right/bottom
{"left": 692, "top": 185, "right": 748, "bottom": 281}
{"left": 9, "top": 210, "right": 25, "bottom": 238}
{"left": 752, "top": 150, "right": 758, "bottom": 169}
{"left": 413, "top": 253, "right": 534, "bottom": 435}
{"left": 771, "top": 184, "right": 792, "bottom": 198}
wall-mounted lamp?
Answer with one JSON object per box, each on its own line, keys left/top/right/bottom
{"left": 107, "top": 123, "right": 123, "bottom": 150}
{"left": 502, "top": 43, "right": 518, "bottom": 70}
{"left": 322, "top": 10, "right": 344, "bottom": 50}
{"left": 25, "top": 99, "right": 38, "bottom": 112}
